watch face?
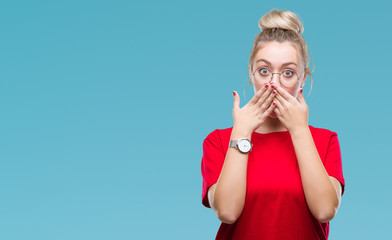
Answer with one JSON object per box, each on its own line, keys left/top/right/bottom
{"left": 238, "top": 139, "right": 251, "bottom": 153}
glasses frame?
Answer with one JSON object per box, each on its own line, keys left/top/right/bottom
{"left": 252, "top": 68, "right": 300, "bottom": 87}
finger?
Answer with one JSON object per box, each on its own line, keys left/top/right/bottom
{"left": 258, "top": 88, "right": 276, "bottom": 110}
{"left": 274, "top": 96, "right": 285, "bottom": 111}
{"left": 275, "top": 85, "right": 295, "bottom": 102}
{"left": 274, "top": 93, "right": 287, "bottom": 109}
{"left": 297, "top": 88, "right": 306, "bottom": 105}
{"left": 263, "top": 99, "right": 277, "bottom": 117}
{"left": 233, "top": 91, "right": 240, "bottom": 110}
{"left": 273, "top": 104, "right": 281, "bottom": 116}
{"left": 255, "top": 84, "right": 273, "bottom": 107}
{"left": 250, "top": 83, "right": 269, "bottom": 105}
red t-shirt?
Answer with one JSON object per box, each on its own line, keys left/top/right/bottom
{"left": 201, "top": 125, "right": 346, "bottom": 240}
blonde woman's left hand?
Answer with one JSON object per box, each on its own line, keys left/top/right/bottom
{"left": 273, "top": 86, "right": 309, "bottom": 133}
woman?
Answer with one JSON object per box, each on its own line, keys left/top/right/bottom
{"left": 201, "top": 9, "right": 345, "bottom": 240}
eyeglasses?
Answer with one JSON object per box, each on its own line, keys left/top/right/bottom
{"left": 252, "top": 67, "right": 300, "bottom": 88}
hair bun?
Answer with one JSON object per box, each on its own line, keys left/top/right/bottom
{"left": 258, "top": 9, "right": 304, "bottom": 35}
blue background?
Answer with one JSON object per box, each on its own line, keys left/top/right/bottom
{"left": 0, "top": 0, "right": 390, "bottom": 239}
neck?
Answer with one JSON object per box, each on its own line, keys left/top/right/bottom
{"left": 255, "top": 116, "right": 287, "bottom": 134}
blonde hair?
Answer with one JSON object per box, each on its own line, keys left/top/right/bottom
{"left": 249, "top": 9, "right": 313, "bottom": 94}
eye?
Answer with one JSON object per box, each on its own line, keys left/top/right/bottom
{"left": 283, "top": 70, "right": 295, "bottom": 78}
{"left": 258, "top": 68, "right": 270, "bottom": 76}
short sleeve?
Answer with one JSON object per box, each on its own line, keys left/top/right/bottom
{"left": 324, "top": 133, "right": 346, "bottom": 196}
{"left": 201, "top": 129, "right": 226, "bottom": 208}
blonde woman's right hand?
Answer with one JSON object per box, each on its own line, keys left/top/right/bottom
{"left": 232, "top": 83, "right": 277, "bottom": 136}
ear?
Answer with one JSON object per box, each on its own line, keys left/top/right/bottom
{"left": 300, "top": 68, "right": 309, "bottom": 88}
{"left": 248, "top": 64, "right": 254, "bottom": 85}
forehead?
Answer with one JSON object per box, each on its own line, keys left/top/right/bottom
{"left": 254, "top": 41, "right": 299, "bottom": 67}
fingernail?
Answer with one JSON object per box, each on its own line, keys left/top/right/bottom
{"left": 264, "top": 84, "right": 269, "bottom": 88}
{"left": 273, "top": 102, "right": 276, "bottom": 106}
{"left": 273, "top": 90, "right": 277, "bottom": 94}
{"left": 300, "top": 88, "right": 303, "bottom": 93}
{"left": 271, "top": 84, "right": 275, "bottom": 88}
{"left": 233, "top": 91, "right": 235, "bottom": 96}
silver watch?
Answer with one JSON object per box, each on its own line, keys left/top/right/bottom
{"left": 229, "top": 138, "right": 252, "bottom": 153}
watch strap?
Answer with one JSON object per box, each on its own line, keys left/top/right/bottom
{"left": 229, "top": 140, "right": 238, "bottom": 148}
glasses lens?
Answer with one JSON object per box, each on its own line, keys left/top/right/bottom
{"left": 280, "top": 71, "right": 298, "bottom": 87}
{"left": 254, "top": 69, "right": 270, "bottom": 84}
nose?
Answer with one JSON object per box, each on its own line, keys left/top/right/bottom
{"left": 269, "top": 73, "right": 281, "bottom": 86}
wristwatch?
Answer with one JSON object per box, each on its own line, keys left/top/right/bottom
{"left": 229, "top": 138, "right": 252, "bottom": 153}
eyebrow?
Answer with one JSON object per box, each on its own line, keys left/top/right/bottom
{"left": 255, "top": 59, "right": 298, "bottom": 67}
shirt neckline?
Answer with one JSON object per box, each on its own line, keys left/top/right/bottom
{"left": 251, "top": 125, "right": 312, "bottom": 136}
{"left": 252, "top": 130, "right": 290, "bottom": 136}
